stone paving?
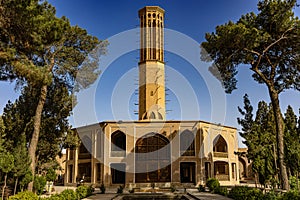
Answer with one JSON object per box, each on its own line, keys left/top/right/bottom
{"left": 188, "top": 192, "right": 232, "bottom": 200}
{"left": 187, "top": 189, "right": 232, "bottom": 200}
{"left": 53, "top": 186, "right": 232, "bottom": 200}
{"left": 83, "top": 193, "right": 118, "bottom": 200}
{"left": 83, "top": 192, "right": 232, "bottom": 200}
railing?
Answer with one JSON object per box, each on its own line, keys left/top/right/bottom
{"left": 213, "top": 152, "right": 228, "bottom": 158}
{"left": 111, "top": 151, "right": 126, "bottom": 157}
{"left": 215, "top": 174, "right": 230, "bottom": 181}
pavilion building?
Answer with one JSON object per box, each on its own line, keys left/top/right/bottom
{"left": 64, "top": 6, "right": 240, "bottom": 187}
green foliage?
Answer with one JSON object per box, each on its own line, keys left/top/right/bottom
{"left": 60, "top": 189, "right": 77, "bottom": 200}
{"left": 228, "top": 186, "right": 250, "bottom": 199}
{"left": 129, "top": 189, "right": 134, "bottom": 193}
{"left": 117, "top": 185, "right": 124, "bottom": 194}
{"left": 247, "top": 188, "right": 264, "bottom": 200}
{"left": 284, "top": 106, "right": 300, "bottom": 176}
{"left": 87, "top": 185, "right": 94, "bottom": 196}
{"left": 282, "top": 190, "right": 300, "bottom": 200}
{"left": 46, "top": 168, "right": 57, "bottom": 182}
{"left": 202, "top": 0, "right": 300, "bottom": 189}
{"left": 33, "top": 175, "right": 46, "bottom": 195}
{"left": 206, "top": 178, "right": 220, "bottom": 192}
{"left": 214, "top": 186, "right": 228, "bottom": 196}
{"left": 170, "top": 184, "right": 176, "bottom": 193}
{"left": 238, "top": 95, "right": 278, "bottom": 185}
{"left": 1, "top": 82, "right": 74, "bottom": 171}
{"left": 228, "top": 186, "right": 263, "bottom": 200}
{"left": 76, "top": 185, "right": 88, "bottom": 199}
{"left": 99, "top": 183, "right": 106, "bottom": 194}
{"left": 44, "top": 194, "right": 62, "bottom": 200}
{"left": 289, "top": 175, "right": 300, "bottom": 191}
{"left": 8, "top": 191, "right": 38, "bottom": 200}
{"left": 42, "top": 186, "right": 93, "bottom": 199}
{"left": 0, "top": 150, "right": 14, "bottom": 174}
{"left": 19, "top": 170, "right": 33, "bottom": 190}
{"left": 197, "top": 185, "right": 205, "bottom": 192}
{"left": 0, "top": 116, "right": 4, "bottom": 138}
{"left": 264, "top": 191, "right": 281, "bottom": 200}
{"left": 63, "top": 130, "right": 81, "bottom": 149}
{"left": 201, "top": 0, "right": 300, "bottom": 94}
{"left": 0, "top": 0, "right": 107, "bottom": 188}
{"left": 12, "top": 134, "right": 31, "bottom": 182}
{"left": 0, "top": 147, "right": 14, "bottom": 200}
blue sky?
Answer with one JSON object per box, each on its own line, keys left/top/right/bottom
{"left": 1, "top": 1, "right": 299, "bottom": 147}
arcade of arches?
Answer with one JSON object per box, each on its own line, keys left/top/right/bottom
{"left": 65, "top": 121, "right": 241, "bottom": 187}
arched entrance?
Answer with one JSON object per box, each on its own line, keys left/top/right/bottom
{"left": 135, "top": 133, "right": 171, "bottom": 183}
{"left": 214, "top": 161, "right": 229, "bottom": 181}
{"left": 239, "top": 157, "right": 247, "bottom": 179}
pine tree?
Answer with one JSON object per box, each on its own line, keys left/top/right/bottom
{"left": 0, "top": 0, "right": 107, "bottom": 190}
{"left": 284, "top": 106, "right": 300, "bottom": 176}
{"left": 202, "top": 0, "right": 300, "bottom": 189}
{"left": 0, "top": 149, "right": 14, "bottom": 199}
{"left": 12, "top": 134, "right": 31, "bottom": 195}
{"left": 238, "top": 96, "right": 277, "bottom": 186}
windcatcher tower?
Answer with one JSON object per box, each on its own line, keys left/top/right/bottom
{"left": 138, "top": 6, "right": 166, "bottom": 121}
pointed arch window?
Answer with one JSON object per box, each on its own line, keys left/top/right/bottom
{"left": 135, "top": 133, "right": 171, "bottom": 183}
{"left": 213, "top": 135, "right": 227, "bottom": 152}
{"left": 111, "top": 131, "right": 126, "bottom": 157}
{"left": 180, "top": 130, "right": 195, "bottom": 156}
{"left": 78, "top": 135, "right": 92, "bottom": 159}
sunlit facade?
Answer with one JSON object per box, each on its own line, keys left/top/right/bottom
{"left": 64, "top": 6, "right": 240, "bottom": 187}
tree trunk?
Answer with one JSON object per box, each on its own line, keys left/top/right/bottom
{"left": 27, "top": 84, "right": 48, "bottom": 191}
{"left": 2, "top": 173, "right": 7, "bottom": 200}
{"left": 13, "top": 177, "right": 18, "bottom": 195}
{"left": 269, "top": 88, "right": 289, "bottom": 190}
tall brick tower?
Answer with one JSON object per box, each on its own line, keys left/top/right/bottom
{"left": 138, "top": 6, "right": 166, "bottom": 121}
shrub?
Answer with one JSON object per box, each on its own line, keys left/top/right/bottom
{"left": 8, "top": 191, "right": 38, "bottom": 200}
{"left": 247, "top": 188, "right": 264, "bottom": 200}
{"left": 128, "top": 189, "right": 134, "bottom": 194}
{"left": 289, "top": 175, "right": 299, "bottom": 191}
{"left": 99, "top": 183, "right": 106, "bottom": 194}
{"left": 45, "top": 194, "right": 62, "bottom": 200}
{"left": 228, "top": 186, "right": 264, "bottom": 200}
{"left": 87, "top": 185, "right": 94, "bottom": 196}
{"left": 282, "top": 190, "right": 300, "bottom": 200}
{"left": 46, "top": 168, "right": 57, "bottom": 182}
{"left": 117, "top": 185, "right": 124, "bottom": 194}
{"left": 76, "top": 185, "right": 88, "bottom": 199}
{"left": 206, "top": 178, "right": 220, "bottom": 192}
{"left": 197, "top": 185, "right": 205, "bottom": 192}
{"left": 60, "top": 189, "right": 77, "bottom": 200}
{"left": 151, "top": 182, "right": 155, "bottom": 189}
{"left": 33, "top": 175, "right": 47, "bottom": 195}
{"left": 215, "top": 186, "right": 228, "bottom": 196}
{"left": 228, "top": 186, "right": 251, "bottom": 200}
{"left": 170, "top": 184, "right": 176, "bottom": 193}
{"left": 264, "top": 191, "right": 281, "bottom": 200}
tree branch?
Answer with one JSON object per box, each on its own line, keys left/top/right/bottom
{"left": 250, "top": 55, "right": 272, "bottom": 88}
{"left": 263, "top": 27, "right": 294, "bottom": 54}
{"left": 266, "top": 55, "right": 276, "bottom": 80}
{"left": 244, "top": 48, "right": 260, "bottom": 56}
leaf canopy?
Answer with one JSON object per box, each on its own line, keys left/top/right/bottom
{"left": 201, "top": 0, "right": 300, "bottom": 93}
